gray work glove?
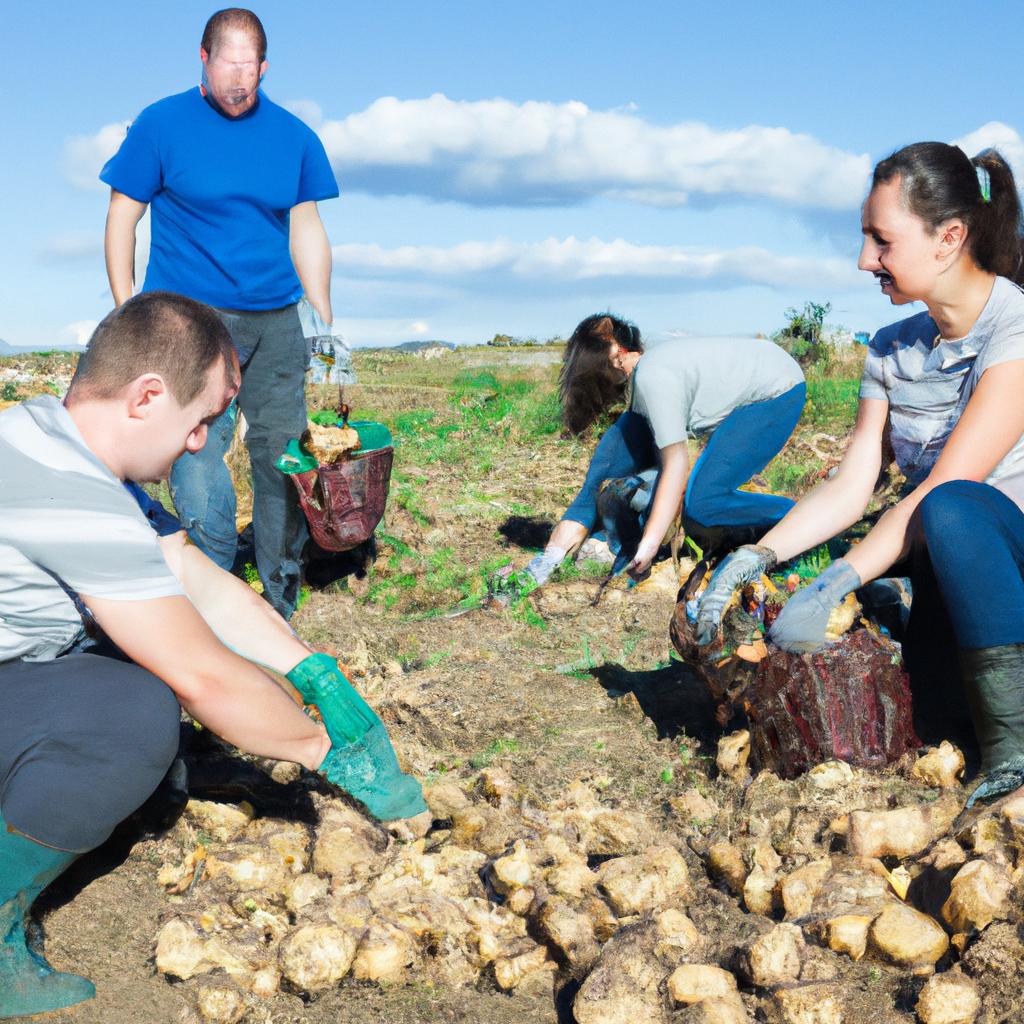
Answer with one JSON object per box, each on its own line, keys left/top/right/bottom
{"left": 694, "top": 545, "right": 778, "bottom": 646}
{"left": 768, "top": 559, "right": 861, "bottom": 654}
{"left": 525, "top": 546, "right": 567, "bottom": 586}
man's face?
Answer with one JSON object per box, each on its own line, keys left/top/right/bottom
{"left": 135, "top": 357, "right": 238, "bottom": 482}
{"left": 200, "top": 28, "right": 267, "bottom": 116}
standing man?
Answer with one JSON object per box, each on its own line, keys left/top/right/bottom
{"left": 101, "top": 8, "right": 338, "bottom": 618}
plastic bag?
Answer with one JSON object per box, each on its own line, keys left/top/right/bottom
{"left": 298, "top": 298, "right": 356, "bottom": 386}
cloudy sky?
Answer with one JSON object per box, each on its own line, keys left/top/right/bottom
{"left": 4, "top": 0, "right": 1024, "bottom": 349}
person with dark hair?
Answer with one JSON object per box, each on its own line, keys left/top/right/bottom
{"left": 100, "top": 8, "right": 339, "bottom": 620}
{"left": 696, "top": 142, "right": 1024, "bottom": 806}
{"left": 0, "top": 293, "right": 426, "bottom": 1018}
{"left": 523, "top": 313, "right": 806, "bottom": 586}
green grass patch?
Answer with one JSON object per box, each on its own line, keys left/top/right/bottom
{"left": 469, "top": 736, "right": 523, "bottom": 769}
{"left": 804, "top": 377, "right": 860, "bottom": 427}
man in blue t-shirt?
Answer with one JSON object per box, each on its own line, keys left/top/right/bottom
{"left": 100, "top": 8, "right": 339, "bottom": 619}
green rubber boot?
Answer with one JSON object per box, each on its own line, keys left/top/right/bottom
{"left": 960, "top": 644, "right": 1024, "bottom": 807}
{"left": 0, "top": 815, "right": 95, "bottom": 1018}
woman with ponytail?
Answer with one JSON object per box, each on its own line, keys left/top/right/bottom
{"left": 522, "top": 312, "right": 805, "bottom": 586}
{"left": 697, "top": 142, "right": 1024, "bottom": 806}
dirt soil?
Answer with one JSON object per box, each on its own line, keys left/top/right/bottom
{"left": 19, "top": 345, "right": 1024, "bottom": 1024}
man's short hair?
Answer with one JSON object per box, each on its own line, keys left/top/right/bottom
{"left": 70, "top": 292, "right": 236, "bottom": 406}
{"left": 201, "top": 8, "right": 268, "bottom": 61}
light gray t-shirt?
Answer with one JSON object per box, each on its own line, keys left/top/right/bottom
{"left": 630, "top": 337, "right": 804, "bottom": 448}
{"left": 0, "top": 396, "right": 184, "bottom": 662}
{"left": 860, "top": 276, "right": 1024, "bottom": 505}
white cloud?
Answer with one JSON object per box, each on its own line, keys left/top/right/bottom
{"left": 409, "top": 320, "right": 430, "bottom": 335}
{"left": 60, "top": 320, "right": 97, "bottom": 347}
{"left": 320, "top": 94, "right": 872, "bottom": 209}
{"left": 332, "top": 236, "right": 862, "bottom": 289}
{"left": 953, "top": 121, "right": 1024, "bottom": 181}
{"left": 38, "top": 233, "right": 101, "bottom": 263}
{"left": 61, "top": 122, "right": 129, "bottom": 191}
{"left": 284, "top": 99, "right": 324, "bottom": 128}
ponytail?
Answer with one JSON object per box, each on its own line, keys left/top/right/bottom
{"left": 969, "top": 149, "right": 1024, "bottom": 283}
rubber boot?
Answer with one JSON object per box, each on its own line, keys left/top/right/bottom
{"left": 959, "top": 644, "right": 1024, "bottom": 807}
{"left": 0, "top": 814, "right": 95, "bottom": 1017}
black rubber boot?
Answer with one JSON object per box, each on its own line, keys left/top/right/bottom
{"left": 959, "top": 644, "right": 1024, "bottom": 806}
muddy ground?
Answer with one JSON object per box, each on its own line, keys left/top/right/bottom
{"left": 16, "top": 345, "right": 1023, "bottom": 1024}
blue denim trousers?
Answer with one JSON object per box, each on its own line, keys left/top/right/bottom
{"left": 562, "top": 383, "right": 806, "bottom": 542}
{"left": 169, "top": 304, "right": 309, "bottom": 619}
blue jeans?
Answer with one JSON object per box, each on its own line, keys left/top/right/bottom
{"left": 169, "top": 305, "right": 309, "bottom": 619}
{"left": 562, "top": 382, "right": 806, "bottom": 544}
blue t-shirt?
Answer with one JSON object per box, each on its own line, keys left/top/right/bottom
{"left": 100, "top": 88, "right": 339, "bottom": 311}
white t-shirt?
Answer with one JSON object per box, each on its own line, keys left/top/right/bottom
{"left": 630, "top": 337, "right": 804, "bottom": 448}
{"left": 860, "top": 276, "right": 1024, "bottom": 505}
{"left": 0, "top": 396, "right": 183, "bottom": 662}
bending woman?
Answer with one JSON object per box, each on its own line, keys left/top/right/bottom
{"left": 526, "top": 314, "right": 806, "bottom": 584}
{"left": 696, "top": 142, "right": 1024, "bottom": 804}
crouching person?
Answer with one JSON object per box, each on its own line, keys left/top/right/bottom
{"left": 525, "top": 313, "right": 806, "bottom": 585}
{"left": 0, "top": 291, "right": 426, "bottom": 1017}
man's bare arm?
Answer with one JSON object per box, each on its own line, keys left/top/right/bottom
{"left": 104, "top": 190, "right": 148, "bottom": 306}
{"left": 290, "top": 200, "right": 332, "bottom": 323}
{"left": 82, "top": 591, "right": 329, "bottom": 770}
{"left": 158, "top": 532, "right": 310, "bottom": 675}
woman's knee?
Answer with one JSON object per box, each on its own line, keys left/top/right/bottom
{"left": 918, "top": 480, "right": 987, "bottom": 543}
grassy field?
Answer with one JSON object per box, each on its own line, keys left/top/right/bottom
{"left": 298, "top": 341, "right": 870, "bottom": 618}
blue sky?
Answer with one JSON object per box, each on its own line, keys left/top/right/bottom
{"left": 4, "top": 0, "right": 1024, "bottom": 349}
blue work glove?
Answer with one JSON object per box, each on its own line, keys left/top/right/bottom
{"left": 768, "top": 559, "right": 861, "bottom": 654}
{"left": 287, "top": 653, "right": 427, "bottom": 820}
{"left": 694, "top": 545, "right": 778, "bottom": 646}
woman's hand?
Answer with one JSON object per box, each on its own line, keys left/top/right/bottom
{"left": 768, "top": 559, "right": 861, "bottom": 653}
{"left": 694, "top": 544, "right": 778, "bottom": 645}
{"left": 627, "top": 536, "right": 660, "bottom": 579}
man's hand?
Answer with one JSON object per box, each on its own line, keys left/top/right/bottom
{"left": 694, "top": 544, "right": 778, "bottom": 646}
{"left": 768, "top": 559, "right": 860, "bottom": 653}
{"left": 288, "top": 654, "right": 428, "bottom": 821}
{"left": 317, "top": 724, "right": 428, "bottom": 822}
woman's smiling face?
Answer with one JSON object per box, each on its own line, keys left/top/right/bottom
{"left": 858, "top": 176, "right": 944, "bottom": 306}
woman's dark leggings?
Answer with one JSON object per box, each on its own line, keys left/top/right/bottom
{"left": 0, "top": 652, "right": 181, "bottom": 852}
{"left": 916, "top": 480, "right": 1024, "bottom": 650}
{"left": 562, "top": 382, "right": 806, "bottom": 540}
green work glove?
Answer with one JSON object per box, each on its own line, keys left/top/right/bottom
{"left": 287, "top": 654, "right": 427, "bottom": 820}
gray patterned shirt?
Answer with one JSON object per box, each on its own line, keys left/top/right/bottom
{"left": 860, "top": 276, "right": 1024, "bottom": 507}
{"left": 0, "top": 396, "right": 183, "bottom": 662}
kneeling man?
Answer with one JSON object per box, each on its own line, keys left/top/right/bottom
{"left": 0, "top": 291, "right": 425, "bottom": 1017}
